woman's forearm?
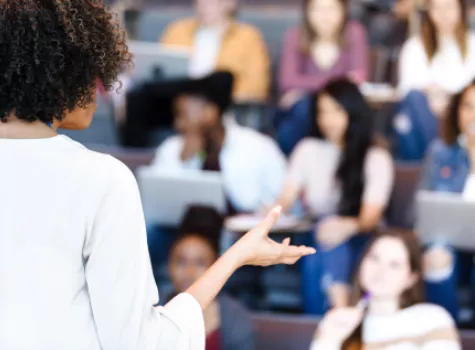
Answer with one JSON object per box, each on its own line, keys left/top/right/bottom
{"left": 184, "top": 244, "right": 242, "bottom": 311}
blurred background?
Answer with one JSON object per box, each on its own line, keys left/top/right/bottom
{"left": 62, "top": 0, "right": 475, "bottom": 348}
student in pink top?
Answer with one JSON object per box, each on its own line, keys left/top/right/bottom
{"left": 279, "top": 0, "right": 369, "bottom": 109}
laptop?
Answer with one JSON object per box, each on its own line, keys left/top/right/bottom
{"left": 415, "top": 190, "right": 475, "bottom": 250}
{"left": 136, "top": 167, "right": 227, "bottom": 227}
{"left": 127, "top": 40, "right": 190, "bottom": 82}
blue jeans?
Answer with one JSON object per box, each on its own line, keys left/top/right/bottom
{"left": 300, "top": 233, "right": 370, "bottom": 315}
{"left": 275, "top": 96, "right": 312, "bottom": 156}
{"left": 393, "top": 90, "right": 439, "bottom": 161}
{"left": 146, "top": 224, "right": 177, "bottom": 269}
{"left": 424, "top": 246, "right": 475, "bottom": 322}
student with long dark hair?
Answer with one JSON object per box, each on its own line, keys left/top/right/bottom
{"left": 310, "top": 229, "right": 460, "bottom": 350}
{"left": 274, "top": 79, "right": 394, "bottom": 311}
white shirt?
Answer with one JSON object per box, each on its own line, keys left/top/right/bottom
{"left": 310, "top": 304, "right": 460, "bottom": 350}
{"left": 189, "top": 28, "right": 222, "bottom": 78}
{"left": 0, "top": 135, "right": 204, "bottom": 350}
{"left": 149, "top": 122, "right": 287, "bottom": 212}
{"left": 398, "top": 34, "right": 475, "bottom": 96}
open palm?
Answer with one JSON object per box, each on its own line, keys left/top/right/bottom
{"left": 235, "top": 207, "right": 316, "bottom": 267}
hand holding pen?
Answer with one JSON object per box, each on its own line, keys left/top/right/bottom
{"left": 311, "top": 293, "right": 370, "bottom": 348}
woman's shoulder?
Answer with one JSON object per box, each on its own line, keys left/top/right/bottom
{"left": 283, "top": 26, "right": 302, "bottom": 42}
{"left": 365, "top": 145, "right": 393, "bottom": 166}
{"left": 400, "top": 35, "right": 425, "bottom": 56}
{"left": 344, "top": 20, "right": 367, "bottom": 37}
{"left": 61, "top": 136, "right": 136, "bottom": 189}
{"left": 402, "top": 303, "right": 457, "bottom": 331}
{"left": 426, "top": 139, "right": 460, "bottom": 158}
{"left": 293, "top": 137, "right": 333, "bottom": 155}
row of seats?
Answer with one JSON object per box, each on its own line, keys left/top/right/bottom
{"left": 127, "top": 8, "right": 399, "bottom": 86}
{"left": 252, "top": 313, "right": 475, "bottom": 349}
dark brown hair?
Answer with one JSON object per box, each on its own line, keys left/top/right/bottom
{"left": 442, "top": 80, "right": 475, "bottom": 145}
{"left": 300, "top": 0, "right": 348, "bottom": 54}
{"left": 342, "top": 229, "right": 424, "bottom": 350}
{"left": 421, "top": 0, "right": 468, "bottom": 62}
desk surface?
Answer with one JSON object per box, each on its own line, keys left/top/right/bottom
{"left": 225, "top": 215, "right": 313, "bottom": 234}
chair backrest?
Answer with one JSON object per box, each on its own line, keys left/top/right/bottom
{"left": 386, "top": 162, "right": 422, "bottom": 229}
{"left": 252, "top": 312, "right": 475, "bottom": 350}
{"left": 252, "top": 313, "right": 318, "bottom": 350}
{"left": 87, "top": 145, "right": 156, "bottom": 173}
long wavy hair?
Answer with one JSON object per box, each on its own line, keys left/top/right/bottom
{"left": 342, "top": 229, "right": 424, "bottom": 350}
{"left": 442, "top": 80, "right": 475, "bottom": 145}
{"left": 312, "top": 79, "right": 374, "bottom": 216}
{"left": 421, "top": 0, "right": 468, "bottom": 62}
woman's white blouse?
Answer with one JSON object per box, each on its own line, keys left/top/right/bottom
{"left": 0, "top": 135, "right": 204, "bottom": 350}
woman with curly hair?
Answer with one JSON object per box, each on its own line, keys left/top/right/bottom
{"left": 0, "top": 1, "right": 315, "bottom": 350}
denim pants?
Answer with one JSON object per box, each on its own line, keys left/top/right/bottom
{"left": 300, "top": 232, "right": 370, "bottom": 315}
{"left": 424, "top": 246, "right": 475, "bottom": 322}
{"left": 393, "top": 90, "right": 439, "bottom": 161}
{"left": 275, "top": 96, "right": 312, "bottom": 156}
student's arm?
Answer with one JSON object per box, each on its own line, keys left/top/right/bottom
{"left": 234, "top": 29, "right": 271, "bottom": 102}
{"left": 150, "top": 137, "right": 202, "bottom": 170}
{"left": 346, "top": 147, "right": 395, "bottom": 232}
{"left": 347, "top": 22, "right": 369, "bottom": 83}
{"left": 85, "top": 157, "right": 314, "bottom": 350}
{"left": 273, "top": 140, "right": 311, "bottom": 213}
{"left": 398, "top": 38, "right": 429, "bottom": 96}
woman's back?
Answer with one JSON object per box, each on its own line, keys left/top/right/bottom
{"left": 0, "top": 135, "right": 157, "bottom": 349}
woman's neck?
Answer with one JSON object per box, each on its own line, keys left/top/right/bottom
{"left": 201, "top": 17, "right": 230, "bottom": 33}
{"left": 0, "top": 116, "right": 59, "bottom": 139}
{"left": 367, "top": 298, "right": 400, "bottom": 316}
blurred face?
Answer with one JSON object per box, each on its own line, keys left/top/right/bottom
{"left": 458, "top": 86, "right": 475, "bottom": 141}
{"left": 316, "top": 93, "right": 348, "bottom": 145}
{"left": 359, "top": 237, "right": 418, "bottom": 301}
{"left": 59, "top": 89, "right": 97, "bottom": 130}
{"left": 173, "top": 95, "right": 217, "bottom": 135}
{"left": 195, "top": 0, "right": 235, "bottom": 26}
{"left": 428, "top": 0, "right": 461, "bottom": 36}
{"left": 307, "top": 0, "right": 345, "bottom": 39}
{"left": 169, "top": 236, "right": 217, "bottom": 293}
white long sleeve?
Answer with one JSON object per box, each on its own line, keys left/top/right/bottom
{"left": 0, "top": 135, "right": 204, "bottom": 350}
{"left": 83, "top": 155, "right": 205, "bottom": 350}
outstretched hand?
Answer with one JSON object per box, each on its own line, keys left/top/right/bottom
{"left": 233, "top": 206, "right": 316, "bottom": 267}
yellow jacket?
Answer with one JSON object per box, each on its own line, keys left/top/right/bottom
{"left": 161, "top": 18, "right": 271, "bottom": 102}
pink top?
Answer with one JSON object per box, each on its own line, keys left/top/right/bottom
{"left": 278, "top": 21, "right": 369, "bottom": 93}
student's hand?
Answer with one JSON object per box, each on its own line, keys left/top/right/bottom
{"left": 181, "top": 132, "right": 204, "bottom": 162}
{"left": 315, "top": 307, "right": 364, "bottom": 345}
{"left": 425, "top": 86, "right": 450, "bottom": 117}
{"left": 232, "top": 207, "right": 316, "bottom": 267}
{"left": 279, "top": 90, "right": 304, "bottom": 110}
{"left": 316, "top": 216, "right": 359, "bottom": 249}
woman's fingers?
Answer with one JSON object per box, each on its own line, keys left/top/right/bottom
{"left": 280, "top": 243, "right": 316, "bottom": 264}
{"left": 254, "top": 206, "right": 282, "bottom": 236}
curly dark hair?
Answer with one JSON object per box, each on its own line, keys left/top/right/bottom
{"left": 0, "top": 0, "right": 132, "bottom": 124}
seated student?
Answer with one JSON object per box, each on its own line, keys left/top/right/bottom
{"left": 167, "top": 205, "right": 255, "bottom": 350}
{"left": 276, "top": 0, "right": 368, "bottom": 154}
{"left": 394, "top": 0, "right": 475, "bottom": 160}
{"left": 142, "top": 72, "right": 286, "bottom": 266}
{"left": 279, "top": 0, "right": 369, "bottom": 109}
{"left": 418, "top": 80, "right": 475, "bottom": 321}
{"left": 160, "top": 0, "right": 270, "bottom": 102}
{"left": 310, "top": 229, "right": 461, "bottom": 350}
{"left": 273, "top": 79, "right": 394, "bottom": 311}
